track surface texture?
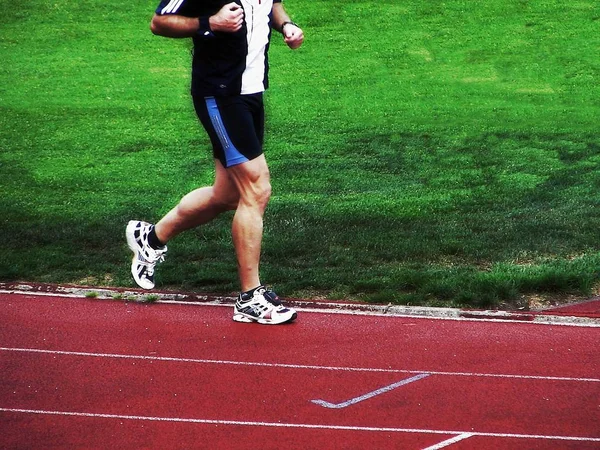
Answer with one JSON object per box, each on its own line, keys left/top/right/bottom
{"left": 1, "top": 292, "right": 599, "bottom": 449}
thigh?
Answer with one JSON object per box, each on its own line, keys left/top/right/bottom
{"left": 193, "top": 94, "right": 264, "bottom": 168}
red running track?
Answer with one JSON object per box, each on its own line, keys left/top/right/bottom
{"left": 0, "top": 293, "right": 599, "bottom": 449}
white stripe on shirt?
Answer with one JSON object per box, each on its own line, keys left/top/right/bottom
{"left": 240, "top": 0, "right": 273, "bottom": 94}
{"left": 161, "top": 0, "right": 185, "bottom": 14}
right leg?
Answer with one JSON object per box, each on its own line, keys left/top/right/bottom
{"left": 154, "top": 160, "right": 239, "bottom": 244}
{"left": 126, "top": 159, "right": 238, "bottom": 290}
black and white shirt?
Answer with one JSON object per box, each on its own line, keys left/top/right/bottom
{"left": 155, "top": 0, "right": 281, "bottom": 97}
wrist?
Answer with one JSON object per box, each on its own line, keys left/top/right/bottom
{"left": 198, "top": 16, "right": 214, "bottom": 38}
{"left": 280, "top": 21, "right": 298, "bottom": 33}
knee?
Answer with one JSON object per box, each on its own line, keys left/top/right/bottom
{"left": 239, "top": 178, "right": 271, "bottom": 212}
{"left": 229, "top": 157, "right": 272, "bottom": 209}
{"left": 254, "top": 178, "right": 272, "bottom": 209}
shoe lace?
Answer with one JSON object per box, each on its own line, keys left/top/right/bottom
{"left": 155, "top": 247, "right": 167, "bottom": 261}
{"left": 142, "top": 248, "right": 167, "bottom": 278}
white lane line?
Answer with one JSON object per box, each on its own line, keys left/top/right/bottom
{"left": 423, "top": 433, "right": 474, "bottom": 449}
{"left": 1, "top": 408, "right": 599, "bottom": 443}
{"left": 3, "top": 287, "right": 600, "bottom": 328}
{"left": 312, "top": 374, "right": 430, "bottom": 409}
{"left": 2, "top": 347, "right": 599, "bottom": 383}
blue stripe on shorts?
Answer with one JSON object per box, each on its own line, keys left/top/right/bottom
{"left": 205, "top": 97, "right": 249, "bottom": 167}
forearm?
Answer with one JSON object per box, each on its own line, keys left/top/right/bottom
{"left": 271, "top": 3, "right": 291, "bottom": 33}
{"left": 150, "top": 13, "right": 200, "bottom": 38}
{"left": 150, "top": 4, "right": 243, "bottom": 39}
{"left": 271, "top": 2, "right": 304, "bottom": 49}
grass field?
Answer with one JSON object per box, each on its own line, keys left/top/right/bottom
{"left": 1, "top": 0, "right": 599, "bottom": 308}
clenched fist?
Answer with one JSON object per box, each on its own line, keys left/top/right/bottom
{"left": 210, "top": 2, "right": 244, "bottom": 33}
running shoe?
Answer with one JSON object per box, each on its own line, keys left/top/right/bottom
{"left": 233, "top": 286, "right": 297, "bottom": 325}
{"left": 126, "top": 220, "right": 167, "bottom": 290}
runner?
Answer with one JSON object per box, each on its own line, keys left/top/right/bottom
{"left": 126, "top": 0, "right": 304, "bottom": 325}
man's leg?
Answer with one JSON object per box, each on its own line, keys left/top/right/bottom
{"left": 225, "top": 154, "right": 271, "bottom": 292}
{"left": 227, "top": 154, "right": 298, "bottom": 325}
{"left": 154, "top": 160, "right": 239, "bottom": 243}
{"left": 155, "top": 153, "right": 273, "bottom": 293}
{"left": 126, "top": 159, "right": 238, "bottom": 290}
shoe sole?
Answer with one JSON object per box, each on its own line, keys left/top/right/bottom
{"left": 232, "top": 311, "right": 298, "bottom": 325}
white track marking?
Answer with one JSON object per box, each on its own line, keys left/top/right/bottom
{"left": 312, "top": 374, "right": 430, "bottom": 409}
{"left": 1, "top": 347, "right": 599, "bottom": 383}
{"left": 2, "top": 288, "right": 599, "bottom": 327}
{"left": 423, "top": 433, "right": 474, "bottom": 449}
{"left": 0, "top": 408, "right": 599, "bottom": 443}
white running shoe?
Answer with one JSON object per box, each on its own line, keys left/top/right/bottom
{"left": 126, "top": 220, "right": 167, "bottom": 290}
{"left": 233, "top": 287, "right": 297, "bottom": 325}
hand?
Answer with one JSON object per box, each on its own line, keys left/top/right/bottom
{"left": 209, "top": 2, "right": 244, "bottom": 33}
{"left": 283, "top": 23, "right": 304, "bottom": 50}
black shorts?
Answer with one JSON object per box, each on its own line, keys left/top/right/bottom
{"left": 193, "top": 93, "right": 265, "bottom": 168}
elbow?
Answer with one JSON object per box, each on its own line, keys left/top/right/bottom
{"left": 150, "top": 14, "right": 163, "bottom": 35}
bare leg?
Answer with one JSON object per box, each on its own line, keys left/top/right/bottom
{"left": 226, "top": 155, "right": 272, "bottom": 292}
{"left": 154, "top": 160, "right": 239, "bottom": 243}
{"left": 153, "top": 156, "right": 271, "bottom": 293}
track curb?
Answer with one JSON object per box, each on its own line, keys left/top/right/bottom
{"left": 1, "top": 282, "right": 599, "bottom": 327}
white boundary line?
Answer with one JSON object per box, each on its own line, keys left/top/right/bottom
{"left": 2, "top": 347, "right": 599, "bottom": 383}
{"left": 1, "top": 408, "right": 599, "bottom": 443}
{"left": 295, "top": 306, "right": 600, "bottom": 327}
{"left": 1, "top": 287, "right": 600, "bottom": 327}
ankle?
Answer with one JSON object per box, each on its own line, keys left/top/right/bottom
{"left": 240, "top": 285, "right": 264, "bottom": 300}
{"left": 148, "top": 226, "right": 166, "bottom": 249}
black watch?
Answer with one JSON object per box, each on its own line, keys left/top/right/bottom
{"left": 281, "top": 21, "right": 298, "bottom": 33}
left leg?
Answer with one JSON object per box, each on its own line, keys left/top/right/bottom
{"left": 228, "top": 156, "right": 297, "bottom": 325}
{"left": 197, "top": 93, "right": 296, "bottom": 324}
{"left": 226, "top": 154, "right": 272, "bottom": 292}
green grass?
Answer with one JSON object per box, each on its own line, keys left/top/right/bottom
{"left": 1, "top": 0, "right": 599, "bottom": 308}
